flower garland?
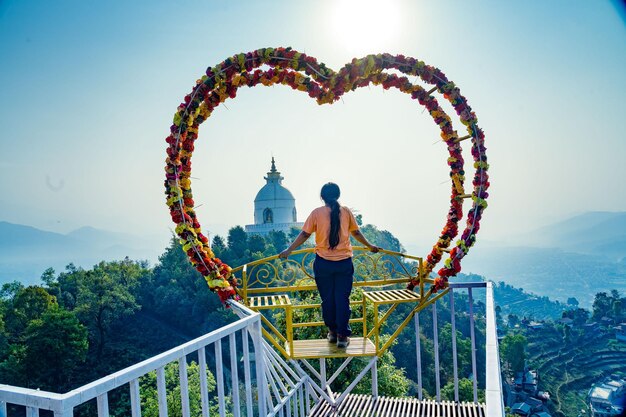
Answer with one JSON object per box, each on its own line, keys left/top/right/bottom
{"left": 164, "top": 47, "right": 488, "bottom": 302}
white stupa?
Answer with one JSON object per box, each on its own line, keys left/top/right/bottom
{"left": 245, "top": 158, "right": 304, "bottom": 235}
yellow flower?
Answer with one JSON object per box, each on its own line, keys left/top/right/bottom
{"left": 237, "top": 53, "right": 245, "bottom": 70}
{"left": 451, "top": 174, "right": 464, "bottom": 194}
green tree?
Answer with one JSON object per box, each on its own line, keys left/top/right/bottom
{"left": 500, "top": 333, "right": 527, "bottom": 374}
{"left": 140, "top": 361, "right": 232, "bottom": 417}
{"left": 147, "top": 237, "right": 233, "bottom": 336}
{"left": 267, "top": 230, "right": 287, "bottom": 253}
{"left": 613, "top": 298, "right": 623, "bottom": 321}
{"left": 248, "top": 234, "right": 266, "bottom": 253}
{"left": 21, "top": 309, "right": 88, "bottom": 391}
{"left": 227, "top": 226, "right": 248, "bottom": 258}
{"left": 566, "top": 297, "right": 579, "bottom": 307}
{"left": 74, "top": 260, "right": 143, "bottom": 358}
{"left": 211, "top": 235, "right": 227, "bottom": 255}
{"left": 495, "top": 305, "right": 505, "bottom": 329}
{"left": 442, "top": 378, "right": 484, "bottom": 402}
{"left": 0, "top": 281, "right": 24, "bottom": 300}
{"left": 288, "top": 227, "right": 301, "bottom": 240}
{"left": 507, "top": 314, "right": 520, "bottom": 328}
{"left": 359, "top": 225, "right": 404, "bottom": 252}
{"left": 4, "top": 286, "right": 57, "bottom": 337}
{"left": 592, "top": 292, "right": 612, "bottom": 320}
{"left": 40, "top": 267, "right": 56, "bottom": 286}
{"left": 562, "top": 308, "right": 589, "bottom": 326}
{"left": 438, "top": 323, "right": 472, "bottom": 383}
{"left": 0, "top": 315, "right": 7, "bottom": 358}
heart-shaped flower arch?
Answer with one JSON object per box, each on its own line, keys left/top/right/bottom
{"left": 164, "top": 47, "right": 489, "bottom": 303}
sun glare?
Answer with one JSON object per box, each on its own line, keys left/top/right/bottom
{"left": 331, "top": 0, "right": 401, "bottom": 56}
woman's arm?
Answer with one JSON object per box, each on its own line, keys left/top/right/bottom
{"left": 278, "top": 231, "right": 312, "bottom": 258}
{"left": 351, "top": 230, "right": 381, "bottom": 253}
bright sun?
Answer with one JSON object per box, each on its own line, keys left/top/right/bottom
{"left": 331, "top": 0, "right": 401, "bottom": 56}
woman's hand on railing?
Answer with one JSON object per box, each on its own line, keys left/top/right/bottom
{"left": 369, "top": 245, "right": 382, "bottom": 253}
{"left": 278, "top": 249, "right": 292, "bottom": 259}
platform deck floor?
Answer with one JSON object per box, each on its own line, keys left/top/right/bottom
{"left": 309, "top": 394, "right": 486, "bottom": 417}
{"left": 286, "top": 337, "right": 376, "bottom": 359}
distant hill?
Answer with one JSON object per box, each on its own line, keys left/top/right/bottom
{"left": 520, "top": 211, "right": 626, "bottom": 260}
{"left": 451, "top": 274, "right": 567, "bottom": 320}
{"left": 459, "top": 211, "right": 626, "bottom": 309}
{"left": 0, "top": 221, "right": 166, "bottom": 285}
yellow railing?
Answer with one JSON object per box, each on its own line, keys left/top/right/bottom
{"left": 232, "top": 247, "right": 443, "bottom": 358}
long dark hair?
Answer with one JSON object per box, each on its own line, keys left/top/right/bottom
{"left": 321, "top": 183, "right": 341, "bottom": 250}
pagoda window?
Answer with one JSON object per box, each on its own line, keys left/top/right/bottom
{"left": 263, "top": 208, "right": 273, "bottom": 224}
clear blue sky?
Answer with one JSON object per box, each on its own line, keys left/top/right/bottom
{"left": 0, "top": 0, "right": 624, "bottom": 253}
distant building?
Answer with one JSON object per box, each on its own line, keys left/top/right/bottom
{"left": 515, "top": 369, "right": 539, "bottom": 395}
{"left": 588, "top": 376, "right": 626, "bottom": 417}
{"left": 527, "top": 322, "right": 545, "bottom": 331}
{"left": 512, "top": 402, "right": 532, "bottom": 416}
{"left": 245, "top": 158, "right": 304, "bottom": 236}
{"left": 583, "top": 322, "right": 600, "bottom": 332}
{"left": 601, "top": 317, "right": 615, "bottom": 327}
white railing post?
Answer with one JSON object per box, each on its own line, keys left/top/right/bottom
{"left": 229, "top": 333, "right": 241, "bottom": 417}
{"left": 198, "top": 347, "right": 209, "bottom": 417}
{"left": 215, "top": 340, "right": 226, "bottom": 417}
{"left": 371, "top": 357, "right": 378, "bottom": 399}
{"left": 242, "top": 330, "right": 254, "bottom": 417}
{"left": 414, "top": 311, "right": 423, "bottom": 400}
{"left": 449, "top": 288, "right": 459, "bottom": 402}
{"left": 468, "top": 287, "right": 478, "bottom": 403}
{"left": 156, "top": 366, "right": 168, "bottom": 417}
{"left": 251, "top": 320, "right": 267, "bottom": 417}
{"left": 485, "top": 282, "right": 505, "bottom": 417}
{"left": 97, "top": 393, "right": 109, "bottom": 417}
{"left": 130, "top": 378, "right": 141, "bottom": 417}
{"left": 432, "top": 303, "right": 441, "bottom": 402}
{"left": 0, "top": 401, "right": 6, "bottom": 417}
{"left": 178, "top": 357, "right": 191, "bottom": 417}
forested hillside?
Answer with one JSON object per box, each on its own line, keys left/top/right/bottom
{"left": 0, "top": 224, "right": 487, "bottom": 413}
{"left": 498, "top": 290, "right": 626, "bottom": 417}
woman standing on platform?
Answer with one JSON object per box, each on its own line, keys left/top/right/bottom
{"left": 279, "top": 182, "right": 381, "bottom": 348}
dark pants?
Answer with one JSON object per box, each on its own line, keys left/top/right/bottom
{"left": 313, "top": 255, "right": 354, "bottom": 337}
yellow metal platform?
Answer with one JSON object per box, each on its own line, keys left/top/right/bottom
{"left": 285, "top": 337, "right": 376, "bottom": 359}
{"left": 363, "top": 289, "right": 421, "bottom": 304}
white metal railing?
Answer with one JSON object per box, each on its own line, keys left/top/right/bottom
{"left": 0, "top": 284, "right": 504, "bottom": 417}
{"left": 0, "top": 303, "right": 288, "bottom": 417}
{"left": 413, "top": 281, "right": 504, "bottom": 416}
{"left": 484, "top": 281, "right": 506, "bottom": 416}
{"left": 230, "top": 302, "right": 317, "bottom": 417}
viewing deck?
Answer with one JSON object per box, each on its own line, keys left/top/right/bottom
{"left": 0, "top": 283, "right": 504, "bottom": 417}
{"left": 232, "top": 247, "right": 436, "bottom": 360}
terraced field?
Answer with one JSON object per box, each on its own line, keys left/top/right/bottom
{"left": 525, "top": 330, "right": 626, "bottom": 417}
